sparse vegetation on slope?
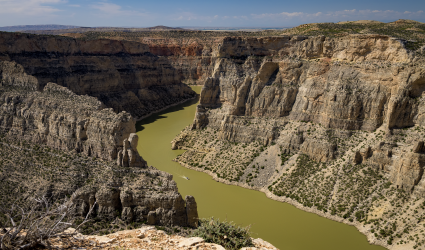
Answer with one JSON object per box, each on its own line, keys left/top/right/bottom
{"left": 175, "top": 122, "right": 425, "bottom": 249}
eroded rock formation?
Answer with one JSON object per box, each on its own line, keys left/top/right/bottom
{"left": 71, "top": 171, "right": 198, "bottom": 227}
{"left": 182, "top": 35, "right": 425, "bottom": 163}
{"left": 0, "top": 60, "right": 135, "bottom": 160}
{"left": 117, "top": 133, "right": 147, "bottom": 168}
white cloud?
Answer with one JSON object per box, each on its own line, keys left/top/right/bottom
{"left": 173, "top": 12, "right": 221, "bottom": 22}
{"left": 174, "top": 12, "right": 209, "bottom": 21}
{"left": 251, "top": 9, "right": 425, "bottom": 22}
{"left": 172, "top": 12, "right": 249, "bottom": 23}
{"left": 0, "top": 0, "right": 66, "bottom": 15}
{"left": 251, "top": 11, "right": 319, "bottom": 20}
{"left": 90, "top": 2, "right": 148, "bottom": 17}
{"left": 68, "top": 4, "right": 80, "bottom": 7}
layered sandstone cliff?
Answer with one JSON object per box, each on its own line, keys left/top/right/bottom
{"left": 0, "top": 60, "right": 135, "bottom": 160}
{"left": 0, "top": 32, "right": 196, "bottom": 119}
{"left": 192, "top": 35, "right": 421, "bottom": 130}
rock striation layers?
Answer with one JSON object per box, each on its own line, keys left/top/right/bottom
{"left": 0, "top": 60, "right": 135, "bottom": 161}
{"left": 192, "top": 35, "right": 420, "bottom": 131}
{"left": 0, "top": 32, "right": 196, "bottom": 119}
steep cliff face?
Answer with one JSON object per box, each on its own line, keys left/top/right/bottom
{"left": 0, "top": 32, "right": 196, "bottom": 119}
{"left": 0, "top": 60, "right": 136, "bottom": 160}
{"left": 182, "top": 35, "right": 425, "bottom": 186}
{"left": 193, "top": 35, "right": 420, "bottom": 130}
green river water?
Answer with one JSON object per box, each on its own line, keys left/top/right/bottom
{"left": 136, "top": 86, "right": 385, "bottom": 250}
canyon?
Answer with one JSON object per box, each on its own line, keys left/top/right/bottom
{"left": 1, "top": 20, "right": 425, "bottom": 249}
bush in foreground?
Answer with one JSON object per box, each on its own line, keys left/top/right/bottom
{"left": 0, "top": 197, "right": 94, "bottom": 249}
{"left": 191, "top": 217, "right": 253, "bottom": 250}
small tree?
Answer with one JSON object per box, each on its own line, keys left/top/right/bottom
{"left": 191, "top": 217, "right": 253, "bottom": 250}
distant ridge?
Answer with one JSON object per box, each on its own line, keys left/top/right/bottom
{"left": 0, "top": 25, "right": 80, "bottom": 32}
{"left": 181, "top": 26, "right": 291, "bottom": 31}
{"left": 147, "top": 25, "right": 183, "bottom": 30}
{"left": 5, "top": 25, "right": 186, "bottom": 35}
{"left": 0, "top": 24, "right": 289, "bottom": 35}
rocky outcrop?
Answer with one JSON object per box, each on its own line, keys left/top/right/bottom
{"left": 0, "top": 32, "right": 196, "bottom": 119}
{"left": 390, "top": 141, "right": 425, "bottom": 194}
{"left": 71, "top": 169, "right": 198, "bottom": 227}
{"left": 117, "top": 133, "right": 147, "bottom": 168}
{"left": 57, "top": 225, "right": 277, "bottom": 250}
{"left": 390, "top": 152, "right": 425, "bottom": 193}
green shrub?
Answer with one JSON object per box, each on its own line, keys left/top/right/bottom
{"left": 191, "top": 217, "right": 253, "bottom": 250}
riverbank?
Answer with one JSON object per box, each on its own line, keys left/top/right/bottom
{"left": 174, "top": 158, "right": 392, "bottom": 249}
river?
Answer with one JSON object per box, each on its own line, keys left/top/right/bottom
{"left": 136, "top": 86, "right": 384, "bottom": 250}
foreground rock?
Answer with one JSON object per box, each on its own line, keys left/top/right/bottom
{"left": 54, "top": 226, "right": 277, "bottom": 250}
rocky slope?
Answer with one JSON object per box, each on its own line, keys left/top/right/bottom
{"left": 172, "top": 34, "right": 425, "bottom": 249}
{"left": 0, "top": 60, "right": 198, "bottom": 232}
{"left": 0, "top": 32, "right": 196, "bottom": 119}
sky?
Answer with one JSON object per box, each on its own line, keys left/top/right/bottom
{"left": 0, "top": 0, "right": 424, "bottom": 28}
